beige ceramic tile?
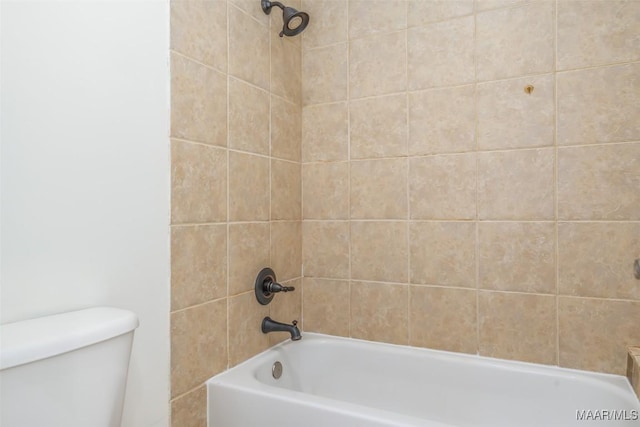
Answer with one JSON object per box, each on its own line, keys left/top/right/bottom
{"left": 408, "top": 16, "right": 474, "bottom": 90}
{"left": 351, "top": 281, "right": 409, "bottom": 345}
{"left": 171, "top": 140, "right": 227, "bottom": 224}
{"left": 477, "top": 74, "right": 555, "bottom": 150}
{"left": 171, "top": 224, "right": 227, "bottom": 310}
{"left": 302, "top": 162, "right": 349, "bottom": 219}
{"left": 170, "top": 385, "right": 207, "bottom": 427}
{"left": 302, "top": 43, "right": 348, "bottom": 105}
{"left": 409, "top": 85, "right": 476, "bottom": 155}
{"left": 558, "top": 143, "right": 640, "bottom": 220}
{"left": 228, "top": 292, "right": 270, "bottom": 366}
{"left": 409, "top": 222, "right": 476, "bottom": 287}
{"left": 271, "top": 159, "right": 301, "bottom": 220}
{"left": 479, "top": 291, "right": 557, "bottom": 365}
{"left": 408, "top": 0, "right": 474, "bottom": 27}
{"left": 271, "top": 34, "right": 302, "bottom": 105}
{"left": 479, "top": 222, "right": 555, "bottom": 294}
{"left": 558, "top": 0, "right": 640, "bottom": 70}
{"left": 559, "top": 297, "right": 640, "bottom": 375}
{"left": 301, "top": 0, "right": 348, "bottom": 49}
{"left": 171, "top": 299, "right": 227, "bottom": 397}
{"left": 557, "top": 63, "right": 640, "bottom": 145}
{"left": 476, "top": 2, "right": 554, "bottom": 81}
{"left": 268, "top": 278, "right": 302, "bottom": 345}
{"left": 351, "top": 159, "right": 408, "bottom": 219}
{"left": 271, "top": 221, "right": 302, "bottom": 281}
{"left": 478, "top": 148, "right": 554, "bottom": 220}
{"left": 229, "top": 5, "right": 270, "bottom": 89}
{"left": 303, "top": 278, "right": 350, "bottom": 336}
{"left": 302, "top": 221, "right": 350, "bottom": 279}
{"left": 271, "top": 96, "right": 301, "bottom": 162}
{"left": 350, "top": 31, "right": 407, "bottom": 99}
{"left": 228, "top": 152, "right": 269, "bottom": 221}
{"left": 228, "top": 223, "right": 270, "bottom": 295}
{"left": 351, "top": 221, "right": 408, "bottom": 282}
{"left": 302, "top": 103, "right": 348, "bottom": 161}
{"left": 409, "top": 153, "right": 476, "bottom": 220}
{"left": 349, "top": 0, "right": 407, "bottom": 39}
{"left": 475, "top": 0, "right": 527, "bottom": 11}
{"left": 558, "top": 222, "right": 640, "bottom": 301}
{"left": 171, "top": 53, "right": 227, "bottom": 146}
{"left": 170, "top": 0, "right": 227, "bottom": 72}
{"left": 410, "top": 286, "right": 477, "bottom": 353}
{"left": 228, "top": 77, "right": 270, "bottom": 155}
{"left": 350, "top": 94, "right": 408, "bottom": 159}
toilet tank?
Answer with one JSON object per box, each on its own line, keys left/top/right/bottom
{"left": 0, "top": 307, "right": 139, "bottom": 427}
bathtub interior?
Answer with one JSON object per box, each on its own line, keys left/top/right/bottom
{"left": 209, "top": 334, "right": 640, "bottom": 427}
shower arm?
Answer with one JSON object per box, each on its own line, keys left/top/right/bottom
{"left": 262, "top": 0, "right": 285, "bottom": 13}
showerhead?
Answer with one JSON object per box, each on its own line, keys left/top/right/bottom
{"left": 261, "top": 0, "right": 309, "bottom": 37}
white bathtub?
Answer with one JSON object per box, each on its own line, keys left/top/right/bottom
{"left": 207, "top": 333, "right": 640, "bottom": 426}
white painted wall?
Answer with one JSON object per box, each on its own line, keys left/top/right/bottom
{"left": 0, "top": 1, "right": 170, "bottom": 426}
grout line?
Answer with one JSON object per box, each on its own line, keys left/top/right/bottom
{"left": 169, "top": 384, "right": 206, "bottom": 404}
{"left": 554, "top": 0, "right": 560, "bottom": 367}
{"left": 346, "top": 0, "right": 352, "bottom": 339}
{"left": 295, "top": 139, "right": 640, "bottom": 162}
{"left": 170, "top": 49, "right": 227, "bottom": 76}
{"left": 170, "top": 296, "right": 227, "bottom": 315}
{"left": 473, "top": 2, "right": 481, "bottom": 357}
{"left": 300, "top": 218, "right": 640, "bottom": 224}
{"left": 404, "top": 4, "right": 411, "bottom": 345}
{"left": 225, "top": 0, "right": 231, "bottom": 372}
{"left": 228, "top": 1, "right": 269, "bottom": 27}
{"left": 171, "top": 137, "right": 307, "bottom": 163}
{"left": 555, "top": 59, "right": 640, "bottom": 75}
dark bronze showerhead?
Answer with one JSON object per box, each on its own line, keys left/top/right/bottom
{"left": 261, "top": 0, "right": 310, "bottom": 37}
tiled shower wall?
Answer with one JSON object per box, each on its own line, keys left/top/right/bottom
{"left": 169, "top": 0, "right": 302, "bottom": 425}
{"left": 301, "top": 0, "right": 640, "bottom": 374}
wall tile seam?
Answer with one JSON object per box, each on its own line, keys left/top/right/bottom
{"left": 228, "top": 74, "right": 272, "bottom": 97}
{"left": 302, "top": 39, "right": 349, "bottom": 54}
{"left": 556, "top": 220, "right": 640, "bottom": 224}
{"left": 170, "top": 49, "right": 227, "bottom": 78}
{"left": 345, "top": 0, "right": 353, "bottom": 339}
{"left": 302, "top": 288, "right": 640, "bottom": 310}
{"left": 405, "top": 2, "right": 412, "bottom": 343}
{"left": 170, "top": 136, "right": 228, "bottom": 150}
{"left": 173, "top": 220, "right": 277, "bottom": 227}
{"left": 224, "top": 0, "right": 233, "bottom": 378}
{"left": 301, "top": 219, "right": 640, "bottom": 224}
{"left": 270, "top": 219, "right": 303, "bottom": 225}
{"left": 556, "top": 295, "right": 640, "bottom": 304}
{"left": 170, "top": 54, "right": 300, "bottom": 102}
{"left": 171, "top": 222, "right": 230, "bottom": 228}
{"left": 170, "top": 295, "right": 228, "bottom": 315}
{"left": 473, "top": 1, "right": 481, "bottom": 355}
{"left": 554, "top": 0, "right": 562, "bottom": 364}
{"left": 557, "top": 140, "right": 640, "bottom": 149}
{"left": 302, "top": 72, "right": 558, "bottom": 106}
{"left": 555, "top": 59, "right": 640, "bottom": 75}
{"left": 228, "top": 2, "right": 270, "bottom": 27}
{"left": 228, "top": 147, "right": 298, "bottom": 162}
{"left": 169, "top": 383, "right": 205, "bottom": 404}
{"left": 303, "top": 146, "right": 557, "bottom": 163}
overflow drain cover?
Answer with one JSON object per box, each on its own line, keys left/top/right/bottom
{"left": 272, "top": 361, "right": 283, "bottom": 379}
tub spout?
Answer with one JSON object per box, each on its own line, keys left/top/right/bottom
{"left": 261, "top": 316, "right": 301, "bottom": 341}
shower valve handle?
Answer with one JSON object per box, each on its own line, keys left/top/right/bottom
{"left": 264, "top": 281, "right": 295, "bottom": 293}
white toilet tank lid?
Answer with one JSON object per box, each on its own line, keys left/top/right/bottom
{"left": 0, "top": 307, "right": 139, "bottom": 370}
